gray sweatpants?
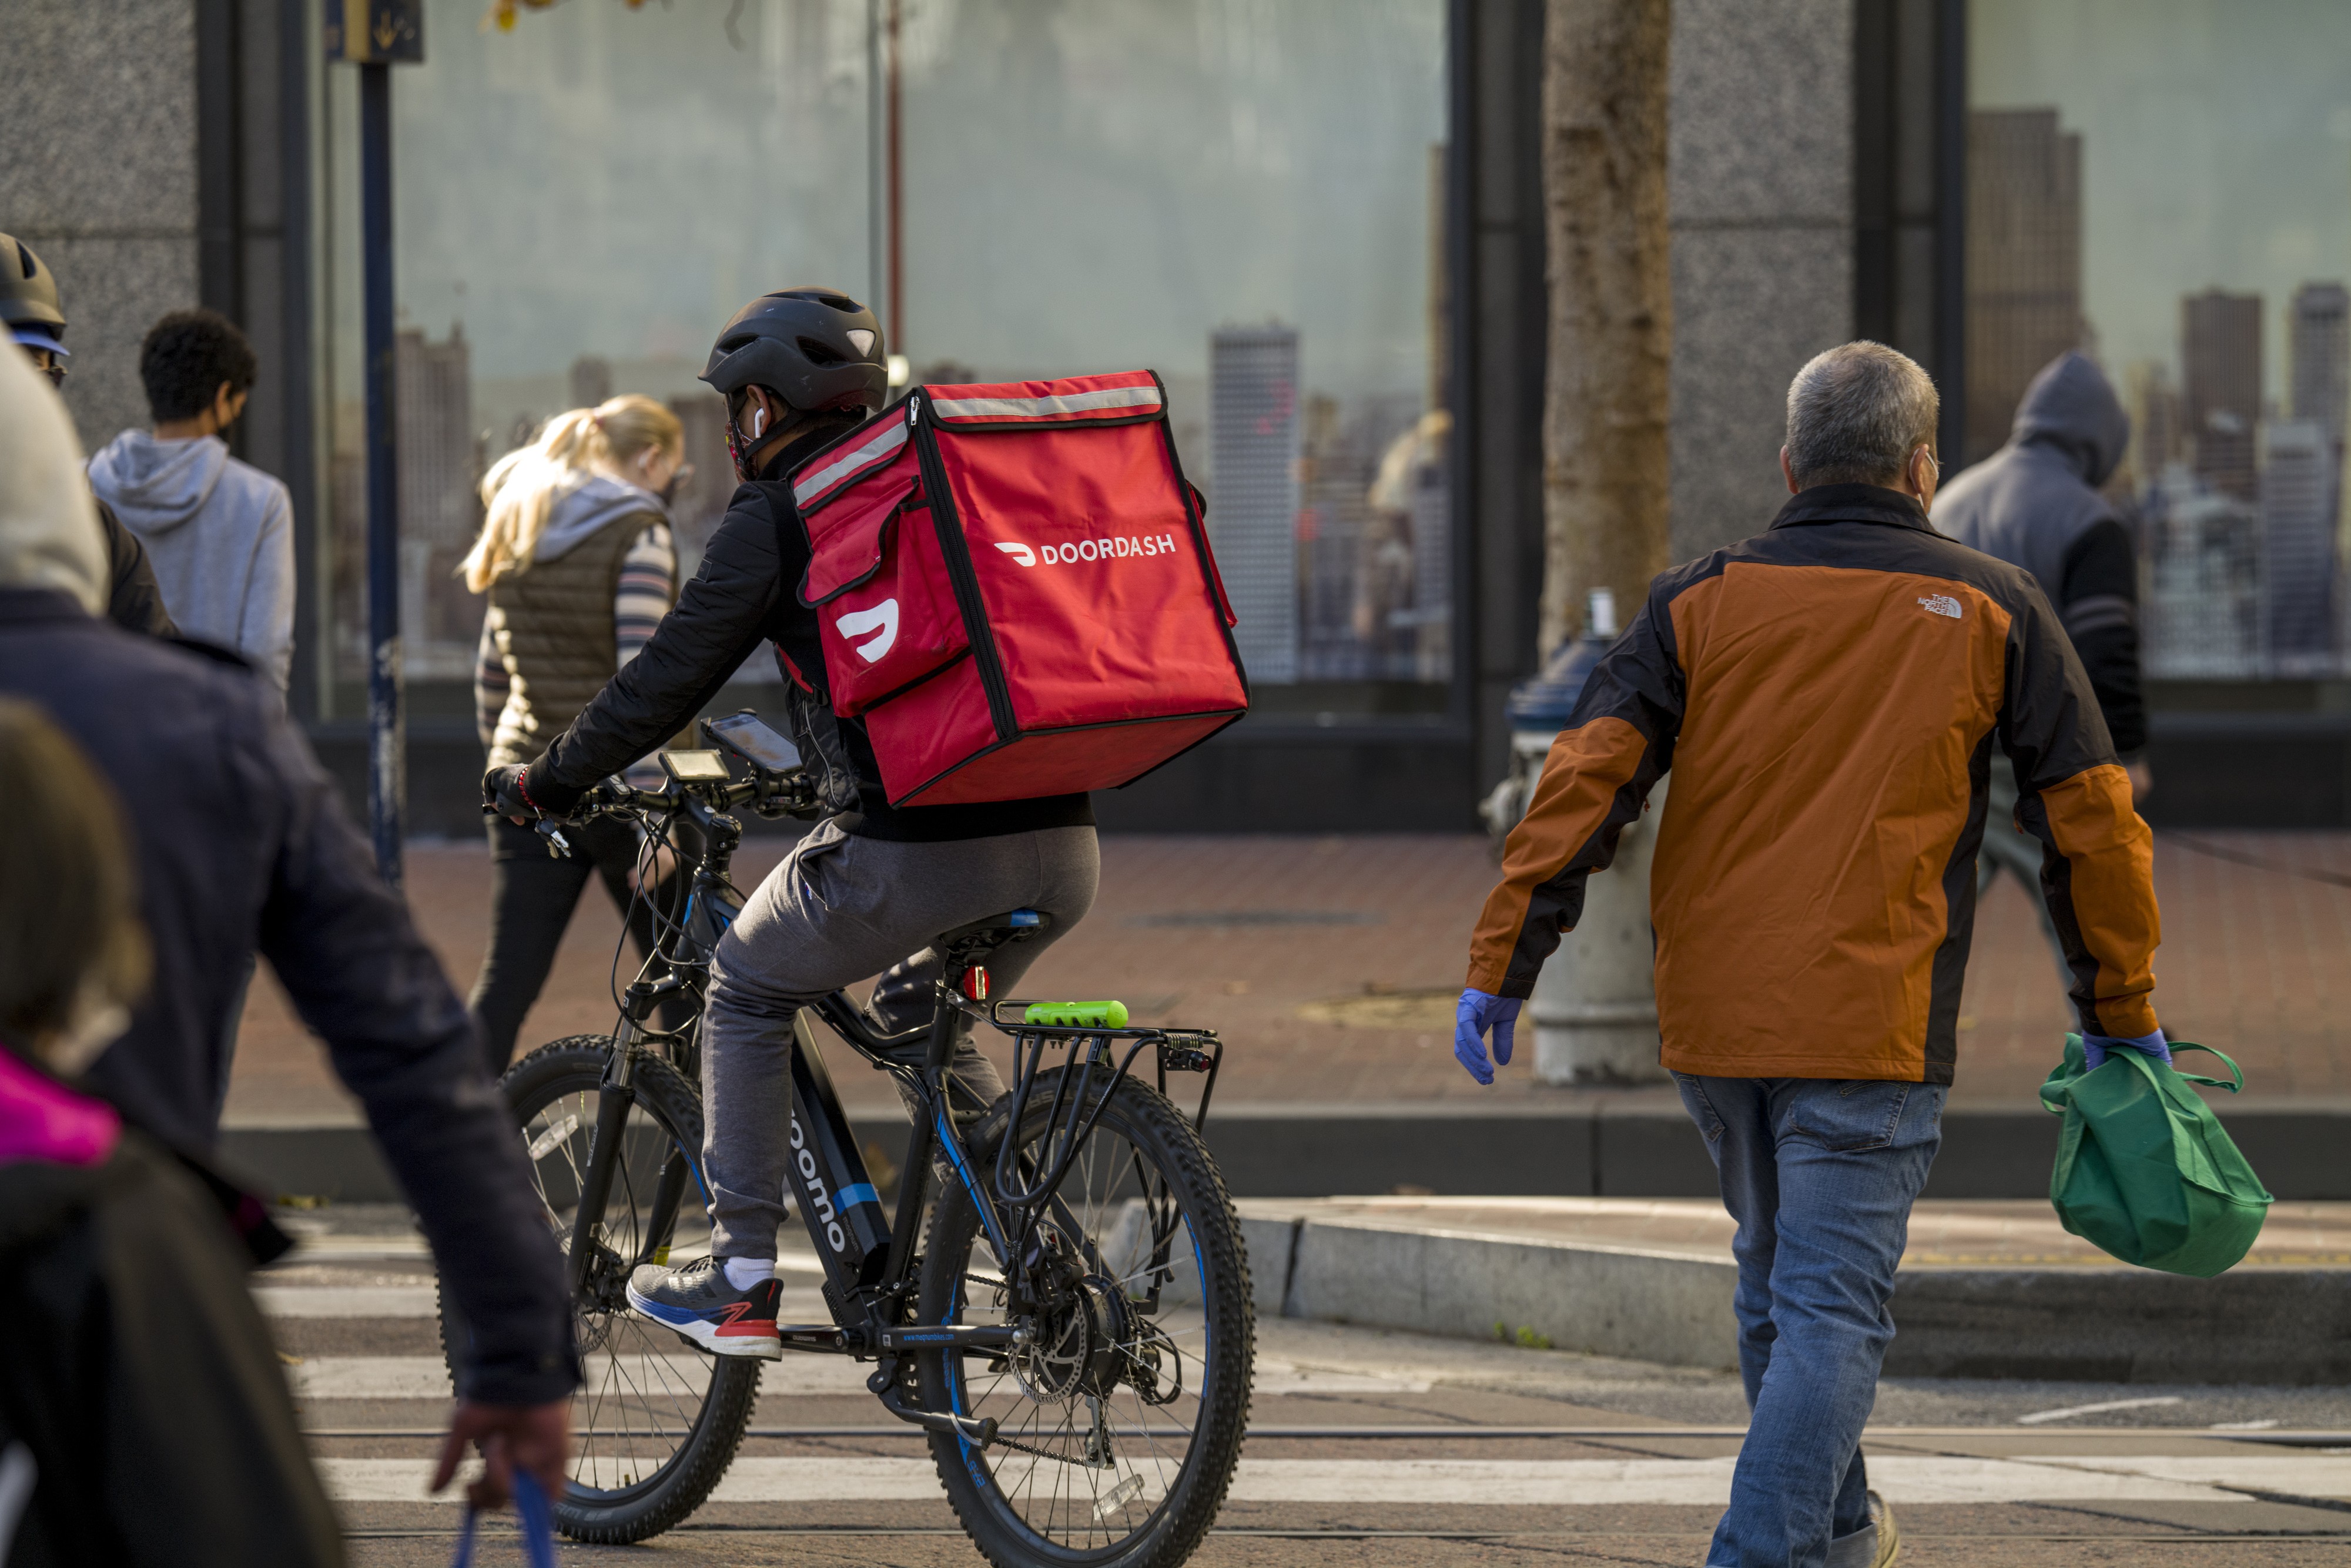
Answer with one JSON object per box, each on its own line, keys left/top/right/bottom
{"left": 701, "top": 817, "right": 1099, "bottom": 1259}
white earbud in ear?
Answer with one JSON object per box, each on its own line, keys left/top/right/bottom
{"left": 752, "top": 406, "right": 768, "bottom": 440}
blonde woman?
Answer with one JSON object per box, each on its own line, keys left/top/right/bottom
{"left": 463, "top": 394, "right": 687, "bottom": 1073}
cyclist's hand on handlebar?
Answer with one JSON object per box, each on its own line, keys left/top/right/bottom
{"left": 430, "top": 1396, "right": 569, "bottom": 1510}
{"left": 483, "top": 764, "right": 536, "bottom": 825}
{"left": 1454, "top": 988, "right": 1523, "bottom": 1087}
{"left": 483, "top": 763, "right": 582, "bottom": 826}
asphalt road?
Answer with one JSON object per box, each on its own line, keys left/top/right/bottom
{"left": 272, "top": 1214, "right": 2351, "bottom": 1567}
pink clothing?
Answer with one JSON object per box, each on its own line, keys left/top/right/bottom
{"left": 0, "top": 1047, "right": 121, "bottom": 1167}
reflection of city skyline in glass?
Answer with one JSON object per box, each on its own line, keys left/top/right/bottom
{"left": 1973, "top": 0, "right": 2351, "bottom": 677}
{"left": 323, "top": 0, "right": 1448, "bottom": 695}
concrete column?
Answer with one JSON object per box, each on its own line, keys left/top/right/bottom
{"left": 1666, "top": 0, "right": 1856, "bottom": 564}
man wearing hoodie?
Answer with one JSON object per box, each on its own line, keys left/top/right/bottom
{"left": 87, "top": 308, "right": 294, "bottom": 689}
{"left": 1934, "top": 351, "right": 2149, "bottom": 971}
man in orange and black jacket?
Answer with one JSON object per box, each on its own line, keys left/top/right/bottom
{"left": 1455, "top": 343, "right": 2165, "bottom": 1568}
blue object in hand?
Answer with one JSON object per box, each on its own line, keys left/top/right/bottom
{"left": 2082, "top": 1028, "right": 2170, "bottom": 1071}
{"left": 451, "top": 1470, "right": 557, "bottom": 1568}
{"left": 1454, "top": 989, "right": 1523, "bottom": 1087}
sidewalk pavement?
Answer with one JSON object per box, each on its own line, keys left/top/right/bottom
{"left": 223, "top": 829, "right": 2351, "bottom": 1126}
{"left": 1238, "top": 1196, "right": 2351, "bottom": 1381}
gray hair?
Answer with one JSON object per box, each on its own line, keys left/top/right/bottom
{"left": 1783, "top": 341, "right": 1940, "bottom": 489}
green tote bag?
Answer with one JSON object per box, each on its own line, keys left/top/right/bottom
{"left": 2037, "top": 1034, "right": 2273, "bottom": 1278}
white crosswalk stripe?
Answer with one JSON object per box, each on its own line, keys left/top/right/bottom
{"left": 283, "top": 1349, "right": 1422, "bottom": 1399}
{"left": 288, "top": 1355, "right": 876, "bottom": 1400}
{"left": 256, "top": 1286, "right": 439, "bottom": 1318}
{"left": 316, "top": 1454, "right": 2351, "bottom": 1507}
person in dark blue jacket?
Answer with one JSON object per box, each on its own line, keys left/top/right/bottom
{"left": 0, "top": 334, "right": 575, "bottom": 1498}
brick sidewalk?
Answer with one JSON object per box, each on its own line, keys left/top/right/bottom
{"left": 222, "top": 830, "right": 2351, "bottom": 1124}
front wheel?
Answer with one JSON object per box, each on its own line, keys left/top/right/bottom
{"left": 917, "top": 1071, "right": 1254, "bottom": 1568}
{"left": 438, "top": 1038, "right": 759, "bottom": 1544}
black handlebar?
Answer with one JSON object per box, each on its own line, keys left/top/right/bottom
{"left": 572, "top": 765, "right": 818, "bottom": 825}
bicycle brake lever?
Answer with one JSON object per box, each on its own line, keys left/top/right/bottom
{"left": 534, "top": 820, "right": 573, "bottom": 858}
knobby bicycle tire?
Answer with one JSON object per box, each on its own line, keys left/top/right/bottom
{"left": 437, "top": 1038, "right": 760, "bottom": 1544}
{"left": 917, "top": 1071, "right": 1254, "bottom": 1568}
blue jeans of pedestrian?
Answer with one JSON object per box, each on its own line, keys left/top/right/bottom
{"left": 1673, "top": 1073, "right": 1947, "bottom": 1568}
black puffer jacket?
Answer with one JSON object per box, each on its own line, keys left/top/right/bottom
{"left": 0, "top": 1123, "right": 342, "bottom": 1568}
{"left": 528, "top": 423, "right": 1093, "bottom": 843}
{"left": 95, "top": 497, "right": 175, "bottom": 638}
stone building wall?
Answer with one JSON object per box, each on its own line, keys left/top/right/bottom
{"left": 0, "top": 0, "right": 202, "bottom": 454}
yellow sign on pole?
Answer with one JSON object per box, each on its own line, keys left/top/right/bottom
{"left": 324, "top": 0, "right": 423, "bottom": 65}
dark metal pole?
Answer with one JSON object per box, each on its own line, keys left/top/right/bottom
{"left": 886, "top": 0, "right": 903, "bottom": 352}
{"left": 868, "top": 0, "right": 885, "bottom": 314}
{"left": 360, "top": 58, "right": 404, "bottom": 890}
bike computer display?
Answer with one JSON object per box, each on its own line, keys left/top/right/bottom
{"left": 659, "top": 748, "right": 732, "bottom": 783}
{"left": 706, "top": 709, "right": 801, "bottom": 772}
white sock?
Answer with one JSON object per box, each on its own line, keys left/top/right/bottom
{"left": 721, "top": 1257, "right": 774, "bottom": 1291}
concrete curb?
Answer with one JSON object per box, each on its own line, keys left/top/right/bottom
{"left": 1235, "top": 1203, "right": 2351, "bottom": 1384}
{"left": 224, "top": 1101, "right": 2351, "bottom": 1205}
{"left": 1197, "top": 1103, "right": 2351, "bottom": 1201}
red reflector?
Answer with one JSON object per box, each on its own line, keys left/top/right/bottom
{"left": 961, "top": 967, "right": 990, "bottom": 1001}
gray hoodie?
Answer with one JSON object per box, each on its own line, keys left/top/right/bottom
{"left": 1933, "top": 351, "right": 2132, "bottom": 607}
{"left": 531, "top": 473, "right": 666, "bottom": 563}
{"left": 86, "top": 431, "right": 294, "bottom": 688}
{"left": 1933, "top": 351, "right": 2145, "bottom": 754}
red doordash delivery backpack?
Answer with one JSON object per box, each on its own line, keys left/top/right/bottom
{"left": 785, "top": 369, "right": 1250, "bottom": 806}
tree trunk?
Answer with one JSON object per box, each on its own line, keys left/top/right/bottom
{"left": 1540, "top": 0, "right": 1673, "bottom": 655}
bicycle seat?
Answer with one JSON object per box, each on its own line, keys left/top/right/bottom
{"left": 937, "top": 909, "right": 1051, "bottom": 948}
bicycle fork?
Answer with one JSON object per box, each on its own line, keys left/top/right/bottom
{"left": 566, "top": 1047, "right": 703, "bottom": 1295}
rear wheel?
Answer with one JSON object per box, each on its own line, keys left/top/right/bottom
{"left": 438, "top": 1038, "right": 758, "bottom": 1544}
{"left": 917, "top": 1070, "right": 1253, "bottom": 1568}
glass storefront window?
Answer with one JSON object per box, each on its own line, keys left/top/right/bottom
{"left": 1970, "top": 2, "right": 2351, "bottom": 678}
{"left": 323, "top": 0, "right": 1449, "bottom": 718}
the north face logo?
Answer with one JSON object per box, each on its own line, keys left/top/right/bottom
{"left": 1918, "top": 594, "right": 1963, "bottom": 620}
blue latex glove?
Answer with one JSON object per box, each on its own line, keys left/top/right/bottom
{"left": 1454, "top": 989, "right": 1523, "bottom": 1087}
{"left": 2082, "top": 1028, "right": 2170, "bottom": 1071}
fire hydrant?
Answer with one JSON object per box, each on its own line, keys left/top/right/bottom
{"left": 1479, "top": 589, "right": 1669, "bottom": 1085}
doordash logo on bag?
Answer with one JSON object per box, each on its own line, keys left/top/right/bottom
{"left": 994, "top": 534, "right": 1180, "bottom": 568}
{"left": 834, "top": 599, "right": 899, "bottom": 663}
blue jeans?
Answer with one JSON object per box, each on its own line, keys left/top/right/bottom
{"left": 1673, "top": 1073, "right": 1947, "bottom": 1568}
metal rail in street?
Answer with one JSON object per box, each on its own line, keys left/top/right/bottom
{"left": 303, "top": 1423, "right": 2351, "bottom": 1444}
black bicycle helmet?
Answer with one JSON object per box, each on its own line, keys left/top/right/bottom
{"left": 701, "top": 288, "right": 888, "bottom": 413}
{"left": 0, "top": 233, "right": 67, "bottom": 345}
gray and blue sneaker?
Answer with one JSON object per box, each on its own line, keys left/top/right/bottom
{"left": 625, "top": 1257, "right": 781, "bottom": 1359}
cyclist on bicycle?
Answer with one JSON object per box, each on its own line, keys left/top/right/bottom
{"left": 485, "top": 290, "right": 1098, "bottom": 1356}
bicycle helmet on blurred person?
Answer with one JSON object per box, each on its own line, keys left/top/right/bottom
{"left": 701, "top": 289, "right": 888, "bottom": 479}
{"left": 1, "top": 234, "right": 71, "bottom": 387}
